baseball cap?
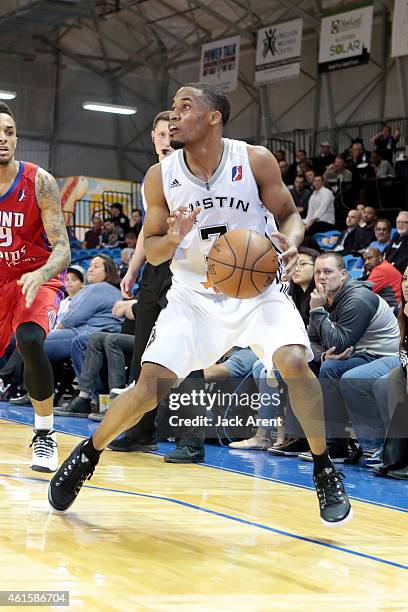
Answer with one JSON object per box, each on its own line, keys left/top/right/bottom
{"left": 66, "top": 264, "right": 85, "bottom": 282}
{"left": 320, "top": 140, "right": 331, "bottom": 147}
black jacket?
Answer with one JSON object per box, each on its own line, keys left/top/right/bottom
{"left": 384, "top": 233, "right": 408, "bottom": 274}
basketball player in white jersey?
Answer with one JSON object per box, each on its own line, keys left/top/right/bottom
{"left": 49, "top": 83, "right": 351, "bottom": 527}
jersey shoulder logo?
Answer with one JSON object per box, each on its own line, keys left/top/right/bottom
{"left": 17, "top": 189, "right": 28, "bottom": 202}
{"left": 232, "top": 165, "right": 243, "bottom": 181}
{"left": 170, "top": 178, "right": 181, "bottom": 188}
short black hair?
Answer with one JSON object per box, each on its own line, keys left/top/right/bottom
{"left": 183, "top": 82, "right": 230, "bottom": 125}
{"left": 0, "top": 102, "right": 16, "bottom": 125}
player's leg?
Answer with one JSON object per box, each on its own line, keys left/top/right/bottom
{"left": 273, "top": 344, "right": 352, "bottom": 526}
{"left": 48, "top": 362, "right": 177, "bottom": 511}
{"left": 15, "top": 322, "right": 58, "bottom": 472}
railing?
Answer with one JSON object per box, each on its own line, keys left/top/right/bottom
{"left": 268, "top": 116, "right": 408, "bottom": 158}
{"left": 66, "top": 183, "right": 141, "bottom": 240}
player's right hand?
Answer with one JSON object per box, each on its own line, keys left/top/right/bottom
{"left": 120, "top": 268, "right": 138, "bottom": 298}
{"left": 167, "top": 206, "right": 201, "bottom": 244}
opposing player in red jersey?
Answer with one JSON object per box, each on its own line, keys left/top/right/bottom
{"left": 0, "top": 102, "right": 70, "bottom": 471}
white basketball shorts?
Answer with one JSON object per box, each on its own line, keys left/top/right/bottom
{"left": 142, "top": 278, "right": 313, "bottom": 379}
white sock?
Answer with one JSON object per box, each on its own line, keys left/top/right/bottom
{"left": 34, "top": 414, "right": 53, "bottom": 432}
{"left": 79, "top": 391, "right": 91, "bottom": 399}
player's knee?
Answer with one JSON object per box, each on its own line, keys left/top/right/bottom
{"left": 16, "top": 322, "right": 45, "bottom": 358}
{"left": 273, "top": 347, "right": 309, "bottom": 379}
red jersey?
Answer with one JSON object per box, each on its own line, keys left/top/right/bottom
{"left": 0, "top": 161, "right": 63, "bottom": 286}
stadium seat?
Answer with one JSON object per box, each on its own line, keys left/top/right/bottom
{"left": 313, "top": 230, "right": 342, "bottom": 251}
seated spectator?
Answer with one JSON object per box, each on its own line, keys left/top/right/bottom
{"left": 348, "top": 142, "right": 375, "bottom": 197}
{"left": 303, "top": 175, "right": 335, "bottom": 234}
{"left": 105, "top": 232, "right": 122, "bottom": 249}
{"left": 118, "top": 247, "right": 134, "bottom": 279}
{"left": 374, "top": 264, "right": 408, "bottom": 479}
{"left": 356, "top": 201, "right": 367, "bottom": 226}
{"left": 315, "top": 141, "right": 335, "bottom": 174}
{"left": 54, "top": 299, "right": 137, "bottom": 417}
{"left": 101, "top": 220, "right": 121, "bottom": 245}
{"left": 323, "top": 155, "right": 353, "bottom": 192}
{"left": 384, "top": 210, "right": 408, "bottom": 274}
{"left": 307, "top": 253, "right": 399, "bottom": 460}
{"left": 44, "top": 255, "right": 123, "bottom": 380}
{"left": 304, "top": 168, "right": 316, "bottom": 187}
{"left": 289, "top": 175, "right": 311, "bottom": 218}
{"left": 362, "top": 248, "right": 402, "bottom": 307}
{"left": 368, "top": 218, "right": 392, "bottom": 253}
{"left": 274, "top": 149, "right": 286, "bottom": 163}
{"left": 373, "top": 125, "right": 401, "bottom": 163}
{"left": 124, "top": 230, "right": 138, "bottom": 249}
{"left": 370, "top": 151, "right": 395, "bottom": 178}
{"left": 110, "top": 202, "right": 130, "bottom": 237}
{"left": 279, "top": 160, "right": 292, "bottom": 185}
{"left": 289, "top": 149, "right": 312, "bottom": 179}
{"left": 333, "top": 208, "right": 361, "bottom": 253}
{"left": 353, "top": 205, "right": 377, "bottom": 250}
{"left": 83, "top": 215, "right": 103, "bottom": 249}
{"left": 130, "top": 208, "right": 142, "bottom": 231}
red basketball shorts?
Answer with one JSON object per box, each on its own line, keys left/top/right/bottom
{"left": 0, "top": 277, "right": 64, "bottom": 357}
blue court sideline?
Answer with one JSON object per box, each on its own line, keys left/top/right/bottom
{"left": 1, "top": 401, "right": 407, "bottom": 512}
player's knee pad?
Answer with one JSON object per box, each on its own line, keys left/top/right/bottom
{"left": 16, "top": 322, "right": 46, "bottom": 357}
{"left": 16, "top": 322, "right": 53, "bottom": 401}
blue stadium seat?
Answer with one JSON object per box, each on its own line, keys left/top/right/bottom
{"left": 343, "top": 254, "right": 364, "bottom": 280}
{"left": 313, "top": 230, "right": 342, "bottom": 251}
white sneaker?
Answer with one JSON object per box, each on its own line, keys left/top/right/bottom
{"left": 30, "top": 429, "right": 58, "bottom": 473}
{"left": 110, "top": 380, "right": 135, "bottom": 399}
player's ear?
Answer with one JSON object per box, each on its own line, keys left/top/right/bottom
{"left": 209, "top": 110, "right": 222, "bottom": 126}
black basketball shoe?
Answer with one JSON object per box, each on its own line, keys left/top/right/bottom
{"left": 48, "top": 439, "right": 99, "bottom": 512}
{"left": 313, "top": 467, "right": 352, "bottom": 527}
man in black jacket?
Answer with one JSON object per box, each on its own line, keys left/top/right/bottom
{"left": 307, "top": 253, "right": 400, "bottom": 459}
{"left": 384, "top": 210, "right": 408, "bottom": 274}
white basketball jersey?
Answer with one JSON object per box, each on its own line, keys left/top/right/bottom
{"left": 160, "top": 138, "right": 280, "bottom": 293}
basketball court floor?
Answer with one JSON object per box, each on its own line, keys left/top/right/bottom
{"left": 1, "top": 402, "right": 407, "bottom": 611}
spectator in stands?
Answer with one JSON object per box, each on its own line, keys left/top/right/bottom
{"left": 306, "top": 252, "right": 399, "bottom": 460}
{"left": 44, "top": 255, "right": 122, "bottom": 380}
{"left": 370, "top": 151, "right": 395, "bottom": 178}
{"left": 54, "top": 299, "right": 137, "bottom": 417}
{"left": 289, "top": 149, "right": 311, "bottom": 179}
{"left": 323, "top": 155, "right": 353, "bottom": 192}
{"left": 304, "top": 168, "right": 316, "bottom": 187}
{"left": 279, "top": 160, "right": 291, "bottom": 185}
{"left": 353, "top": 205, "right": 377, "bottom": 250}
{"left": 274, "top": 149, "right": 286, "bottom": 163}
{"left": 374, "top": 264, "right": 408, "bottom": 479}
{"left": 101, "top": 220, "right": 120, "bottom": 245}
{"left": 303, "top": 175, "right": 335, "bottom": 234}
{"left": 333, "top": 208, "right": 361, "bottom": 253}
{"left": 118, "top": 248, "right": 134, "bottom": 279}
{"left": 106, "top": 232, "right": 122, "bottom": 249}
{"left": 356, "top": 201, "right": 367, "bottom": 226}
{"left": 362, "top": 247, "right": 402, "bottom": 307}
{"left": 124, "top": 230, "right": 138, "bottom": 249}
{"left": 130, "top": 208, "right": 142, "bottom": 229}
{"left": 373, "top": 125, "right": 401, "bottom": 163}
{"left": 289, "top": 175, "right": 311, "bottom": 218}
{"left": 368, "top": 219, "right": 392, "bottom": 253}
{"left": 316, "top": 141, "right": 335, "bottom": 174}
{"left": 110, "top": 202, "right": 130, "bottom": 238}
{"left": 384, "top": 211, "right": 408, "bottom": 274}
{"left": 83, "top": 215, "right": 103, "bottom": 249}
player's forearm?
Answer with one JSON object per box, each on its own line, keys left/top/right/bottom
{"left": 278, "top": 211, "right": 305, "bottom": 247}
{"left": 144, "top": 235, "right": 177, "bottom": 265}
{"left": 38, "top": 241, "right": 71, "bottom": 282}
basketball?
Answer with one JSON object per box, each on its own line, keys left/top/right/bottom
{"left": 207, "top": 229, "right": 279, "bottom": 299}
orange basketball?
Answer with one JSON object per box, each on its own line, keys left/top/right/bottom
{"left": 207, "top": 229, "right": 279, "bottom": 299}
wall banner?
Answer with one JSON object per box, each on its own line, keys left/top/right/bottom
{"left": 391, "top": 0, "right": 408, "bottom": 57}
{"left": 255, "top": 19, "right": 303, "bottom": 85}
{"left": 199, "top": 35, "right": 240, "bottom": 92}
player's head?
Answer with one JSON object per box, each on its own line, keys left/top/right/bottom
{"left": 0, "top": 102, "right": 17, "bottom": 166}
{"left": 169, "top": 83, "right": 230, "bottom": 149}
{"left": 151, "top": 110, "right": 173, "bottom": 161}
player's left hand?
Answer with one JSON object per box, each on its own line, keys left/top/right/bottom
{"left": 271, "top": 231, "right": 298, "bottom": 281}
{"left": 17, "top": 270, "right": 46, "bottom": 308}
{"left": 310, "top": 283, "right": 328, "bottom": 309}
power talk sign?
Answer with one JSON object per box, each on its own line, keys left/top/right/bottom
{"left": 318, "top": 2, "right": 374, "bottom": 73}
{"left": 200, "top": 36, "right": 240, "bottom": 92}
